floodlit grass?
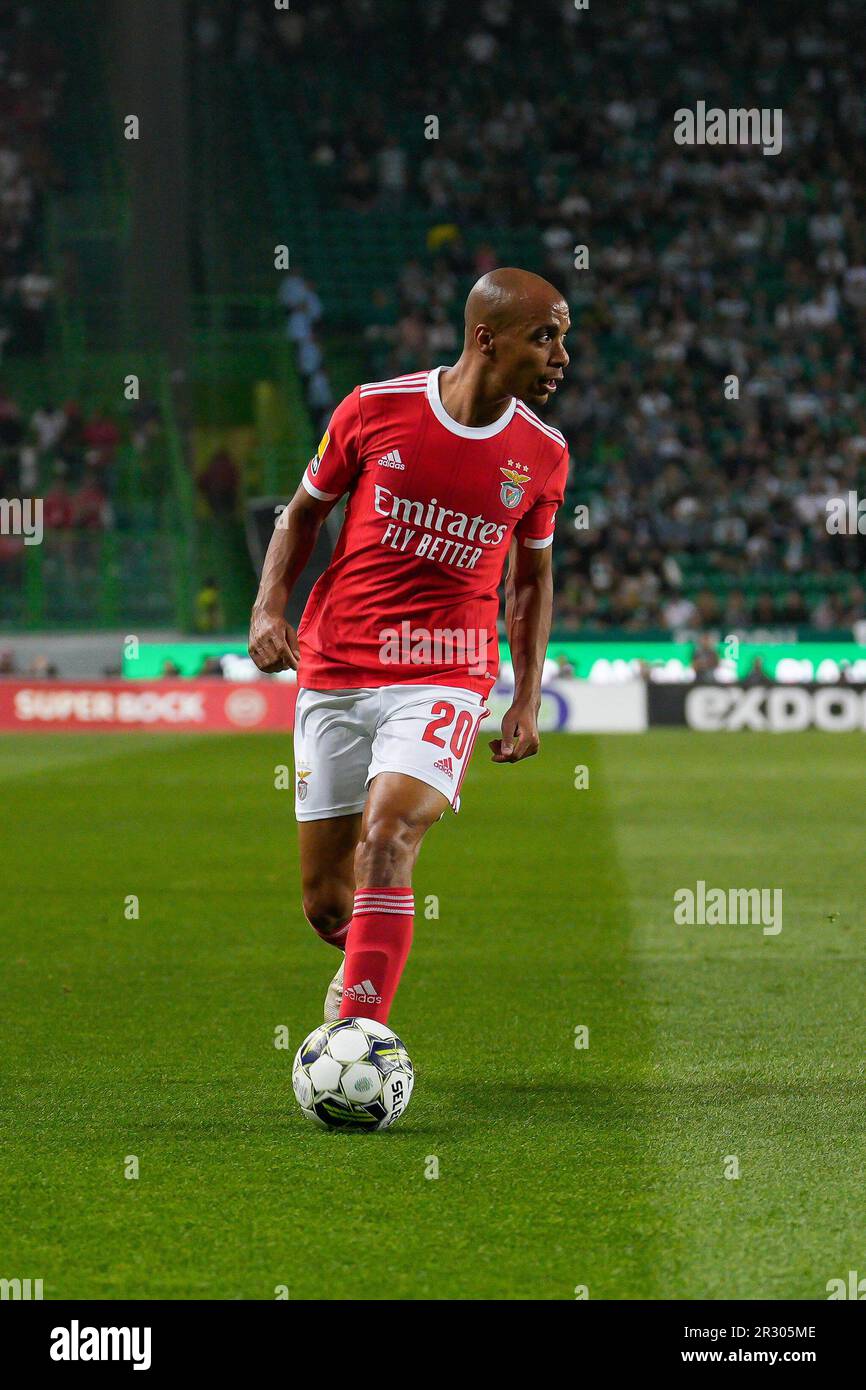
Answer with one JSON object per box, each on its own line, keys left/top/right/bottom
{"left": 2, "top": 730, "right": 863, "bottom": 1299}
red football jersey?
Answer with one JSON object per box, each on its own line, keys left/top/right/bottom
{"left": 295, "top": 367, "right": 570, "bottom": 698}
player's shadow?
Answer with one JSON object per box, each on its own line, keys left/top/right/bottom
{"left": 382, "top": 1075, "right": 866, "bottom": 1137}
{"left": 128, "top": 1075, "right": 866, "bottom": 1139}
{"left": 363, "top": 1078, "right": 630, "bottom": 1138}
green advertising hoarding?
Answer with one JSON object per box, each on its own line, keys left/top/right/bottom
{"left": 123, "top": 640, "right": 866, "bottom": 683}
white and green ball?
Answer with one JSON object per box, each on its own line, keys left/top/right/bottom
{"left": 292, "top": 1017, "right": 414, "bottom": 1130}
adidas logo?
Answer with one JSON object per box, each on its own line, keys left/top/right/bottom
{"left": 377, "top": 449, "right": 404, "bottom": 469}
{"left": 433, "top": 756, "right": 454, "bottom": 779}
{"left": 343, "top": 978, "right": 382, "bottom": 1005}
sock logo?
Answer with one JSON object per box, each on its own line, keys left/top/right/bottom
{"left": 343, "top": 978, "right": 382, "bottom": 1005}
{"left": 433, "top": 756, "right": 453, "bottom": 779}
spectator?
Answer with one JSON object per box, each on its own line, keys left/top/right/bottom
{"left": 82, "top": 408, "right": 121, "bottom": 468}
{"left": 691, "top": 635, "right": 720, "bottom": 682}
{"left": 197, "top": 448, "right": 239, "bottom": 517}
{"left": 74, "top": 468, "right": 110, "bottom": 530}
{"left": 742, "top": 656, "right": 770, "bottom": 687}
{"left": 376, "top": 134, "right": 407, "bottom": 203}
{"left": 43, "top": 468, "right": 74, "bottom": 530}
{"left": 31, "top": 401, "right": 66, "bottom": 451}
{"left": 195, "top": 578, "right": 225, "bottom": 633}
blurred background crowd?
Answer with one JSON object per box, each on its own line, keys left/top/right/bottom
{"left": 0, "top": 0, "right": 864, "bottom": 677}
{"left": 260, "top": 0, "right": 866, "bottom": 633}
{"left": 0, "top": 0, "right": 60, "bottom": 358}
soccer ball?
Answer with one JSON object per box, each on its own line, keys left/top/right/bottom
{"left": 292, "top": 1017, "right": 414, "bottom": 1130}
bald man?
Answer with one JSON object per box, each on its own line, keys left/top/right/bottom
{"left": 249, "top": 268, "right": 570, "bottom": 1038}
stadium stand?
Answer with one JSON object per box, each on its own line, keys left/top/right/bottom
{"left": 222, "top": 0, "right": 866, "bottom": 636}
{"left": 5, "top": 0, "right": 865, "bottom": 646}
{"left": 0, "top": 1, "right": 198, "bottom": 631}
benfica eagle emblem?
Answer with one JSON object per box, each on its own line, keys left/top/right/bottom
{"left": 500, "top": 463, "right": 531, "bottom": 509}
{"left": 296, "top": 768, "right": 311, "bottom": 801}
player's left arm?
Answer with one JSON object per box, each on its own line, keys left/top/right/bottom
{"left": 490, "top": 538, "right": 553, "bottom": 763}
{"left": 491, "top": 441, "right": 569, "bottom": 764}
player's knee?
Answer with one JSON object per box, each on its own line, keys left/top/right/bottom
{"left": 356, "top": 812, "right": 421, "bottom": 871}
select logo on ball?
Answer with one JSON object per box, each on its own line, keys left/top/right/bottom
{"left": 292, "top": 1017, "right": 414, "bottom": 1130}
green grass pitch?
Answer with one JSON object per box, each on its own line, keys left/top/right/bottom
{"left": 2, "top": 729, "right": 863, "bottom": 1300}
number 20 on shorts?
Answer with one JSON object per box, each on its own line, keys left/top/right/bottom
{"left": 421, "top": 700, "right": 476, "bottom": 758}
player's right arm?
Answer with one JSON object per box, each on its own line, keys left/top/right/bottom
{"left": 248, "top": 388, "right": 363, "bottom": 673}
{"left": 248, "top": 482, "right": 335, "bottom": 672}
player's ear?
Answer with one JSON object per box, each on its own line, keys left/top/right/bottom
{"left": 474, "top": 324, "right": 495, "bottom": 357}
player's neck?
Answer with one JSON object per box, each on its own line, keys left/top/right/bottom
{"left": 438, "top": 360, "right": 513, "bottom": 429}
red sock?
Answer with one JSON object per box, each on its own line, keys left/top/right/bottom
{"left": 339, "top": 886, "right": 414, "bottom": 1024}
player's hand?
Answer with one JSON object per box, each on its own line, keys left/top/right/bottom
{"left": 248, "top": 608, "right": 300, "bottom": 673}
{"left": 489, "top": 701, "right": 540, "bottom": 763}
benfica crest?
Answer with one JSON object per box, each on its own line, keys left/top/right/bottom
{"left": 297, "top": 768, "right": 311, "bottom": 801}
{"left": 500, "top": 463, "right": 531, "bottom": 509}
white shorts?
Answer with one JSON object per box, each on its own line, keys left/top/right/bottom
{"left": 293, "top": 684, "right": 490, "bottom": 821}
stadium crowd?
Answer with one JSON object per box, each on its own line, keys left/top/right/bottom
{"left": 0, "top": 1, "right": 64, "bottom": 358}
{"left": 0, "top": 376, "right": 173, "bottom": 633}
{"left": 3, "top": 0, "right": 864, "bottom": 646}
{"left": 266, "top": 0, "right": 866, "bottom": 634}
{"left": 278, "top": 268, "right": 335, "bottom": 434}
{"left": 0, "top": 384, "right": 168, "bottom": 534}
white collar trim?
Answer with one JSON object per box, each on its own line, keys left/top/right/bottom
{"left": 426, "top": 365, "right": 517, "bottom": 439}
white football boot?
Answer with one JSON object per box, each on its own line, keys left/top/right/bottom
{"left": 323, "top": 957, "right": 345, "bottom": 1023}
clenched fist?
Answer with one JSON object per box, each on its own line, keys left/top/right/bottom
{"left": 248, "top": 607, "right": 301, "bottom": 673}
{"left": 488, "top": 699, "right": 540, "bottom": 763}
